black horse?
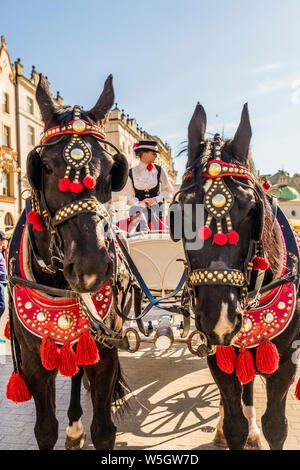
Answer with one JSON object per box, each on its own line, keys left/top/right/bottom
{"left": 6, "top": 74, "right": 129, "bottom": 450}
{"left": 174, "top": 102, "right": 300, "bottom": 450}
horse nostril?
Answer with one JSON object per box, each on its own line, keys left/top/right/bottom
{"left": 64, "top": 263, "right": 77, "bottom": 285}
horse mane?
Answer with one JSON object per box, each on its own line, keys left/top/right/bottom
{"left": 248, "top": 159, "right": 283, "bottom": 277}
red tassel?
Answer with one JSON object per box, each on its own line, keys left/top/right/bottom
{"left": 40, "top": 336, "right": 59, "bottom": 370}
{"left": 147, "top": 163, "right": 154, "bottom": 171}
{"left": 236, "top": 347, "right": 256, "bottom": 384}
{"left": 295, "top": 378, "right": 300, "bottom": 400}
{"left": 227, "top": 230, "right": 239, "bottom": 245}
{"left": 69, "top": 181, "right": 83, "bottom": 193}
{"left": 253, "top": 256, "right": 269, "bottom": 271}
{"left": 83, "top": 175, "right": 96, "bottom": 189}
{"left": 256, "top": 339, "right": 279, "bottom": 374}
{"left": 58, "top": 178, "right": 70, "bottom": 192}
{"left": 216, "top": 346, "right": 236, "bottom": 374}
{"left": 198, "top": 226, "right": 212, "bottom": 240}
{"left": 4, "top": 321, "right": 10, "bottom": 340}
{"left": 76, "top": 331, "right": 100, "bottom": 366}
{"left": 6, "top": 372, "right": 32, "bottom": 403}
{"left": 262, "top": 181, "right": 271, "bottom": 191}
{"left": 213, "top": 233, "right": 227, "bottom": 246}
{"left": 58, "top": 342, "right": 78, "bottom": 377}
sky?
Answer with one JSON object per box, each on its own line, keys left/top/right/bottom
{"left": 1, "top": 0, "right": 300, "bottom": 181}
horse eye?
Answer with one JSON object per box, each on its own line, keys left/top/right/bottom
{"left": 43, "top": 163, "right": 53, "bottom": 175}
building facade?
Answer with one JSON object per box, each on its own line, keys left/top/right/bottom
{"left": 0, "top": 36, "right": 19, "bottom": 232}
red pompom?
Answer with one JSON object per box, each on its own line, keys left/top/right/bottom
{"left": 58, "top": 178, "right": 70, "bottom": 192}
{"left": 147, "top": 163, "right": 154, "bottom": 171}
{"left": 6, "top": 372, "right": 32, "bottom": 403}
{"left": 253, "top": 256, "right": 269, "bottom": 271}
{"left": 58, "top": 342, "right": 78, "bottom": 377}
{"left": 27, "top": 211, "right": 45, "bottom": 231}
{"left": 40, "top": 336, "right": 59, "bottom": 370}
{"left": 83, "top": 175, "right": 96, "bottom": 189}
{"left": 33, "top": 221, "right": 46, "bottom": 231}
{"left": 216, "top": 346, "right": 237, "bottom": 374}
{"left": 295, "top": 378, "right": 300, "bottom": 400}
{"left": 198, "top": 226, "right": 212, "bottom": 240}
{"left": 27, "top": 210, "right": 40, "bottom": 225}
{"left": 213, "top": 233, "right": 227, "bottom": 246}
{"left": 256, "top": 339, "right": 279, "bottom": 374}
{"left": 76, "top": 331, "right": 100, "bottom": 366}
{"left": 227, "top": 230, "right": 239, "bottom": 245}
{"left": 69, "top": 181, "right": 83, "bottom": 193}
{"left": 262, "top": 181, "right": 271, "bottom": 191}
{"left": 133, "top": 143, "right": 139, "bottom": 149}
{"left": 4, "top": 321, "right": 10, "bottom": 340}
{"left": 236, "top": 347, "right": 256, "bottom": 384}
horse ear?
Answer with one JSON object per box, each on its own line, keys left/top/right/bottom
{"left": 188, "top": 102, "right": 207, "bottom": 164}
{"left": 111, "top": 152, "right": 129, "bottom": 191}
{"left": 27, "top": 149, "right": 42, "bottom": 191}
{"left": 36, "top": 74, "right": 58, "bottom": 128}
{"left": 230, "top": 103, "right": 252, "bottom": 164}
{"left": 86, "top": 74, "right": 115, "bottom": 127}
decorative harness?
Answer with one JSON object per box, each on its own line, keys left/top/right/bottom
{"left": 170, "top": 135, "right": 300, "bottom": 362}
{"left": 6, "top": 106, "right": 132, "bottom": 397}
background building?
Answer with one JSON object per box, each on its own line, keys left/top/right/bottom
{"left": 0, "top": 36, "right": 19, "bottom": 233}
{"left": 104, "top": 105, "right": 177, "bottom": 218}
{"left": 14, "top": 59, "right": 63, "bottom": 214}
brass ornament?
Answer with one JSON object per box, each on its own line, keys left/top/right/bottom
{"left": 72, "top": 119, "right": 86, "bottom": 133}
{"left": 58, "top": 314, "right": 74, "bottom": 330}
{"left": 241, "top": 317, "right": 252, "bottom": 333}
{"left": 212, "top": 193, "right": 226, "bottom": 207}
{"left": 208, "top": 162, "right": 222, "bottom": 176}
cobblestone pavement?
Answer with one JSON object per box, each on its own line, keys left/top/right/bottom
{"left": 1, "top": 313, "right": 300, "bottom": 451}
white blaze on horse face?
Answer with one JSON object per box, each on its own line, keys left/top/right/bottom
{"left": 213, "top": 301, "right": 233, "bottom": 344}
{"left": 83, "top": 274, "right": 98, "bottom": 290}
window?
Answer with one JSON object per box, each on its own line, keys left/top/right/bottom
{"left": 27, "top": 125, "right": 35, "bottom": 146}
{"left": 4, "top": 212, "right": 14, "bottom": 229}
{"left": 2, "top": 172, "right": 11, "bottom": 196}
{"left": 26, "top": 97, "right": 34, "bottom": 115}
{"left": 2, "top": 92, "right": 9, "bottom": 113}
{"left": 3, "top": 126, "right": 10, "bottom": 147}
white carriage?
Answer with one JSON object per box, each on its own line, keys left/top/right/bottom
{"left": 111, "top": 206, "right": 203, "bottom": 355}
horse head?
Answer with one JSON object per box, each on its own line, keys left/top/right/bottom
{"left": 178, "top": 103, "right": 269, "bottom": 346}
{"left": 26, "top": 74, "right": 128, "bottom": 293}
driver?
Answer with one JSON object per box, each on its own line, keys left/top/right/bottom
{"left": 122, "top": 140, "right": 173, "bottom": 232}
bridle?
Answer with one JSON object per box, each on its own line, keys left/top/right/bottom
{"left": 26, "top": 106, "right": 119, "bottom": 274}
{"left": 170, "top": 135, "right": 268, "bottom": 308}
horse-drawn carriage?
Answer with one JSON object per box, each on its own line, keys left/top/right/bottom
{"left": 4, "top": 73, "right": 300, "bottom": 452}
